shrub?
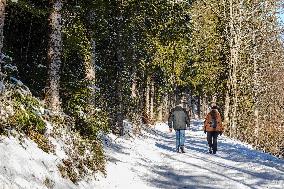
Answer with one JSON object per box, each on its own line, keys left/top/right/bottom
{"left": 64, "top": 80, "right": 110, "bottom": 139}
{"left": 0, "top": 83, "right": 53, "bottom": 152}
{"left": 9, "top": 90, "right": 46, "bottom": 133}
{"left": 53, "top": 118, "right": 106, "bottom": 183}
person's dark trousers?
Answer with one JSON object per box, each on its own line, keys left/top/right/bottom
{"left": 207, "top": 131, "right": 219, "bottom": 153}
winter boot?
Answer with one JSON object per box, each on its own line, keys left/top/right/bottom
{"left": 213, "top": 147, "right": 217, "bottom": 154}
{"left": 176, "top": 148, "right": 180, "bottom": 153}
{"left": 208, "top": 147, "right": 212, "bottom": 154}
{"left": 180, "top": 146, "right": 185, "bottom": 153}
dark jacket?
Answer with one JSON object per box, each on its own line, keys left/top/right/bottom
{"left": 168, "top": 105, "right": 190, "bottom": 130}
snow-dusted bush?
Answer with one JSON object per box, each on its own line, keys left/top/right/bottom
{"left": 50, "top": 114, "right": 106, "bottom": 183}
{"left": 9, "top": 90, "right": 46, "bottom": 133}
{"left": 0, "top": 83, "right": 54, "bottom": 153}
{"left": 52, "top": 82, "right": 109, "bottom": 182}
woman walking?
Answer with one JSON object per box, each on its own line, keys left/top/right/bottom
{"left": 203, "top": 105, "right": 223, "bottom": 154}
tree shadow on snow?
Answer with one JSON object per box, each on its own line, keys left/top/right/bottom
{"left": 149, "top": 125, "right": 284, "bottom": 189}
{"left": 155, "top": 143, "right": 176, "bottom": 152}
{"left": 217, "top": 138, "right": 284, "bottom": 172}
{"left": 104, "top": 140, "right": 132, "bottom": 164}
{"left": 190, "top": 119, "right": 204, "bottom": 132}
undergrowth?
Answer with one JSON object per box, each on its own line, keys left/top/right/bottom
{"left": 51, "top": 115, "right": 106, "bottom": 183}
{"left": 0, "top": 55, "right": 108, "bottom": 183}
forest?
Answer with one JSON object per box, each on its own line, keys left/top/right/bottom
{"left": 0, "top": 0, "right": 283, "bottom": 183}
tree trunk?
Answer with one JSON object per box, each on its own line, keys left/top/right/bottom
{"left": 197, "top": 95, "right": 201, "bottom": 118}
{"left": 157, "top": 103, "right": 163, "bottom": 122}
{"left": 131, "top": 73, "right": 137, "bottom": 99}
{"left": 224, "top": 91, "right": 230, "bottom": 131}
{"left": 201, "top": 94, "right": 208, "bottom": 118}
{"left": 145, "top": 75, "right": 150, "bottom": 117}
{"left": 84, "top": 39, "right": 96, "bottom": 107}
{"left": 252, "top": 8, "right": 259, "bottom": 147}
{"left": 116, "top": 48, "right": 124, "bottom": 136}
{"left": 149, "top": 77, "right": 154, "bottom": 122}
{"left": 188, "top": 90, "right": 193, "bottom": 118}
{"left": 45, "top": 0, "right": 63, "bottom": 112}
{"left": 229, "top": 0, "right": 239, "bottom": 138}
{"left": 0, "top": 0, "right": 6, "bottom": 55}
{"left": 85, "top": 40, "right": 96, "bottom": 82}
{"left": 163, "top": 93, "right": 169, "bottom": 122}
{"left": 85, "top": 11, "right": 96, "bottom": 85}
{"left": 114, "top": 0, "right": 125, "bottom": 135}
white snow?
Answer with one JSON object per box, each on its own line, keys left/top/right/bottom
{"left": 0, "top": 119, "right": 283, "bottom": 189}
{"left": 10, "top": 77, "right": 23, "bottom": 86}
{"left": 0, "top": 136, "right": 76, "bottom": 189}
{"left": 91, "top": 119, "right": 284, "bottom": 189}
{"left": 4, "top": 65, "right": 17, "bottom": 72}
{"left": 0, "top": 81, "right": 5, "bottom": 93}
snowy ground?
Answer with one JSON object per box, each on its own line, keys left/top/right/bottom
{"left": 92, "top": 119, "right": 284, "bottom": 189}
{"left": 0, "top": 135, "right": 76, "bottom": 189}
{"left": 0, "top": 119, "right": 283, "bottom": 189}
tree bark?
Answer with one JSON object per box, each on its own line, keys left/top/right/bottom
{"left": 201, "top": 93, "right": 207, "bottom": 118}
{"left": 131, "top": 73, "right": 137, "bottom": 99}
{"left": 149, "top": 77, "right": 155, "bottom": 121}
{"left": 85, "top": 40, "right": 96, "bottom": 82}
{"left": 45, "top": 0, "right": 63, "bottom": 112}
{"left": 85, "top": 11, "right": 96, "bottom": 85}
{"left": 224, "top": 91, "right": 230, "bottom": 130}
{"left": 229, "top": 0, "right": 240, "bottom": 138}
{"left": 0, "top": 0, "right": 6, "bottom": 55}
{"left": 116, "top": 48, "right": 124, "bottom": 135}
{"left": 163, "top": 93, "right": 169, "bottom": 122}
{"left": 197, "top": 95, "right": 201, "bottom": 118}
{"left": 145, "top": 75, "right": 150, "bottom": 117}
{"left": 252, "top": 13, "right": 260, "bottom": 147}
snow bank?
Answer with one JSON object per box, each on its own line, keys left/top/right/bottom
{"left": 0, "top": 135, "right": 76, "bottom": 189}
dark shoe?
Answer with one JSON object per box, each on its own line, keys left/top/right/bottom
{"left": 209, "top": 147, "right": 212, "bottom": 154}
{"left": 213, "top": 150, "right": 216, "bottom": 154}
{"left": 180, "top": 146, "right": 185, "bottom": 153}
{"left": 176, "top": 148, "right": 180, "bottom": 153}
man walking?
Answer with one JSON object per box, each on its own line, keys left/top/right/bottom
{"left": 168, "top": 100, "right": 190, "bottom": 153}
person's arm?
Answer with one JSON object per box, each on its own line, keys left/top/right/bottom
{"left": 203, "top": 114, "right": 209, "bottom": 134}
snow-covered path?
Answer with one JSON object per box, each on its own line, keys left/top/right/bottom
{"left": 92, "top": 119, "right": 284, "bottom": 189}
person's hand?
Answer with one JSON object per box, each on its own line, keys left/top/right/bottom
{"left": 169, "top": 128, "right": 172, "bottom": 133}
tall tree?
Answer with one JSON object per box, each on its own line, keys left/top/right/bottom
{"left": 0, "top": 0, "right": 6, "bottom": 55}
{"left": 190, "top": 0, "right": 228, "bottom": 117}
{"left": 45, "top": 0, "right": 63, "bottom": 112}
